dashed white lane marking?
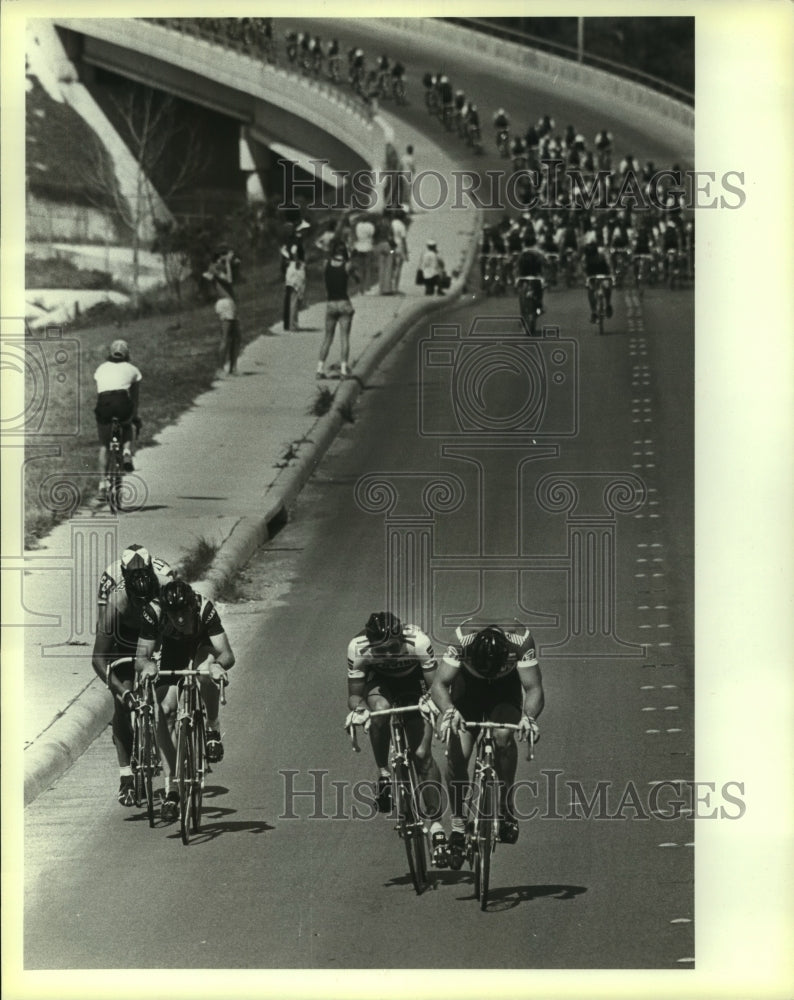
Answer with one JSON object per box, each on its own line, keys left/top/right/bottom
{"left": 667, "top": 728, "right": 683, "bottom": 733}
{"left": 664, "top": 705, "right": 680, "bottom": 711}
{"left": 641, "top": 684, "right": 655, "bottom": 690}
{"left": 662, "top": 683, "right": 677, "bottom": 688}
{"left": 659, "top": 842, "right": 679, "bottom": 848}
{"left": 676, "top": 957, "right": 696, "bottom": 964}
{"left": 641, "top": 706, "right": 657, "bottom": 712}
{"left": 670, "top": 918, "right": 692, "bottom": 924}
{"left": 645, "top": 729, "right": 661, "bottom": 734}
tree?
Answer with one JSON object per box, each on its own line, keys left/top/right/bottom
{"left": 83, "top": 85, "right": 205, "bottom": 309}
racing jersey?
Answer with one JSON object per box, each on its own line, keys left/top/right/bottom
{"left": 442, "top": 629, "right": 538, "bottom": 682}
{"left": 347, "top": 625, "right": 437, "bottom": 681}
{"left": 97, "top": 556, "right": 175, "bottom": 606}
{"left": 103, "top": 582, "right": 160, "bottom": 641}
{"left": 516, "top": 248, "right": 546, "bottom": 278}
{"left": 139, "top": 592, "right": 225, "bottom": 646}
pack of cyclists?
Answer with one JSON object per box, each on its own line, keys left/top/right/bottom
{"left": 92, "top": 544, "right": 235, "bottom": 822}
{"left": 345, "top": 612, "right": 544, "bottom": 869}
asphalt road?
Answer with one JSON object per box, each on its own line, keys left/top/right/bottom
{"left": 25, "top": 277, "right": 694, "bottom": 969}
{"left": 23, "top": 19, "right": 695, "bottom": 972}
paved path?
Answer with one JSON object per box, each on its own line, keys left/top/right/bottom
{"left": 16, "top": 109, "right": 480, "bottom": 805}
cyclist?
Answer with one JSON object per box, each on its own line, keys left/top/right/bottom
{"left": 426, "top": 623, "right": 544, "bottom": 868}
{"left": 136, "top": 579, "right": 235, "bottom": 821}
{"left": 438, "top": 74, "right": 454, "bottom": 123}
{"left": 93, "top": 339, "right": 141, "bottom": 503}
{"left": 390, "top": 59, "right": 406, "bottom": 99}
{"left": 91, "top": 545, "right": 175, "bottom": 806}
{"left": 594, "top": 128, "right": 613, "bottom": 170}
{"left": 582, "top": 242, "right": 614, "bottom": 322}
{"left": 515, "top": 234, "right": 547, "bottom": 316}
{"left": 465, "top": 103, "right": 481, "bottom": 145}
{"left": 493, "top": 108, "right": 510, "bottom": 154}
{"left": 345, "top": 611, "right": 450, "bottom": 867}
{"left": 326, "top": 38, "right": 341, "bottom": 79}
{"left": 453, "top": 89, "right": 466, "bottom": 135}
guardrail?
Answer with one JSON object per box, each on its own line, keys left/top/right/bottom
{"left": 142, "top": 17, "right": 374, "bottom": 121}
{"left": 444, "top": 17, "right": 694, "bottom": 106}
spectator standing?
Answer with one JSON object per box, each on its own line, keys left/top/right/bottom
{"left": 401, "top": 144, "right": 416, "bottom": 211}
{"left": 352, "top": 214, "right": 375, "bottom": 292}
{"left": 376, "top": 225, "right": 396, "bottom": 295}
{"left": 389, "top": 209, "right": 409, "bottom": 292}
{"left": 215, "top": 292, "right": 241, "bottom": 375}
{"left": 317, "top": 243, "right": 358, "bottom": 380}
{"left": 285, "top": 258, "right": 306, "bottom": 331}
{"left": 420, "top": 239, "right": 445, "bottom": 296}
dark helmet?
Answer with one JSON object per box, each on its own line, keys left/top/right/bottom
{"left": 160, "top": 578, "right": 193, "bottom": 612}
{"left": 120, "top": 544, "right": 157, "bottom": 602}
{"left": 470, "top": 626, "right": 510, "bottom": 678}
{"left": 365, "top": 611, "right": 402, "bottom": 648}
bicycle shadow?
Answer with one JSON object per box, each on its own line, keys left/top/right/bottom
{"left": 164, "top": 809, "right": 276, "bottom": 843}
{"left": 452, "top": 880, "right": 588, "bottom": 911}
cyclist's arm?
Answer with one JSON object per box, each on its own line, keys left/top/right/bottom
{"left": 428, "top": 649, "right": 459, "bottom": 713}
{"left": 517, "top": 661, "right": 544, "bottom": 720}
{"left": 91, "top": 615, "right": 120, "bottom": 688}
{"left": 135, "top": 634, "right": 159, "bottom": 678}
{"left": 128, "top": 380, "right": 140, "bottom": 419}
{"left": 346, "top": 640, "right": 368, "bottom": 710}
{"left": 206, "top": 630, "right": 235, "bottom": 670}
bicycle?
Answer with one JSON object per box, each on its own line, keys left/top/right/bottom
{"left": 587, "top": 274, "right": 614, "bottom": 335}
{"left": 105, "top": 417, "right": 124, "bottom": 512}
{"left": 108, "top": 656, "right": 160, "bottom": 824}
{"left": 517, "top": 275, "right": 545, "bottom": 336}
{"left": 130, "top": 672, "right": 162, "bottom": 827}
{"left": 349, "top": 705, "right": 431, "bottom": 894}
{"left": 391, "top": 75, "right": 406, "bottom": 105}
{"left": 460, "top": 721, "right": 534, "bottom": 911}
{"left": 159, "top": 667, "right": 226, "bottom": 845}
{"left": 633, "top": 252, "right": 655, "bottom": 296}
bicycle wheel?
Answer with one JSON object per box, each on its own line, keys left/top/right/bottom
{"left": 597, "top": 297, "right": 605, "bottom": 336}
{"left": 190, "top": 712, "right": 206, "bottom": 833}
{"left": 131, "top": 715, "right": 144, "bottom": 808}
{"left": 176, "top": 720, "right": 192, "bottom": 845}
{"left": 475, "top": 778, "right": 496, "bottom": 910}
{"left": 394, "top": 762, "right": 427, "bottom": 894}
{"left": 141, "top": 711, "right": 156, "bottom": 828}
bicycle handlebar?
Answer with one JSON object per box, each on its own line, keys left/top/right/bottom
{"left": 461, "top": 720, "right": 536, "bottom": 761}
{"left": 347, "top": 704, "right": 421, "bottom": 753}
{"left": 156, "top": 668, "right": 228, "bottom": 705}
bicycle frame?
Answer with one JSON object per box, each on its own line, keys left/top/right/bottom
{"left": 459, "top": 721, "right": 531, "bottom": 910}
{"left": 159, "top": 668, "right": 226, "bottom": 845}
{"left": 587, "top": 274, "right": 613, "bottom": 335}
{"left": 349, "top": 705, "right": 431, "bottom": 893}
{"left": 130, "top": 673, "right": 161, "bottom": 827}
{"left": 517, "top": 276, "right": 544, "bottom": 335}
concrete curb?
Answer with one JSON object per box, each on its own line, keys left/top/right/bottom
{"left": 24, "top": 686, "right": 114, "bottom": 806}
{"left": 24, "top": 211, "right": 482, "bottom": 807}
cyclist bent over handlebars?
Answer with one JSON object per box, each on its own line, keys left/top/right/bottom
{"left": 426, "top": 624, "right": 544, "bottom": 869}
{"left": 135, "top": 579, "right": 235, "bottom": 822}
{"left": 345, "top": 611, "right": 450, "bottom": 867}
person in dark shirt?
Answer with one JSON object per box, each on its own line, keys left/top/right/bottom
{"left": 317, "top": 243, "right": 359, "bottom": 380}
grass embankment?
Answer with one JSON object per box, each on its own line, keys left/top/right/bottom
{"left": 24, "top": 258, "right": 307, "bottom": 547}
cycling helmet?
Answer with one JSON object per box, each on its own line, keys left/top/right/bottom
{"left": 120, "top": 544, "right": 157, "bottom": 601}
{"left": 160, "top": 578, "right": 194, "bottom": 612}
{"left": 159, "top": 579, "right": 198, "bottom": 632}
{"left": 110, "top": 339, "right": 130, "bottom": 360}
{"left": 365, "top": 611, "right": 402, "bottom": 648}
{"left": 470, "top": 626, "right": 510, "bottom": 678}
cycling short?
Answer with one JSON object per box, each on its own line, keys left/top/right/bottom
{"left": 450, "top": 667, "right": 522, "bottom": 723}
{"left": 160, "top": 638, "right": 214, "bottom": 677}
{"left": 364, "top": 667, "right": 425, "bottom": 706}
{"left": 95, "top": 391, "right": 134, "bottom": 446}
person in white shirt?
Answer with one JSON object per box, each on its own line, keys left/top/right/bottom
{"left": 93, "top": 340, "right": 141, "bottom": 501}
{"left": 352, "top": 215, "right": 376, "bottom": 291}
{"left": 215, "top": 293, "right": 241, "bottom": 374}
{"left": 389, "top": 210, "right": 409, "bottom": 293}
{"left": 285, "top": 258, "right": 306, "bottom": 331}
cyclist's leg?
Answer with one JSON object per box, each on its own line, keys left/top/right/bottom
{"left": 96, "top": 419, "right": 112, "bottom": 498}
{"left": 192, "top": 643, "right": 225, "bottom": 762}
{"left": 364, "top": 677, "right": 393, "bottom": 811}
{"left": 487, "top": 673, "right": 523, "bottom": 842}
{"left": 108, "top": 648, "right": 137, "bottom": 805}
{"left": 120, "top": 420, "right": 134, "bottom": 467}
